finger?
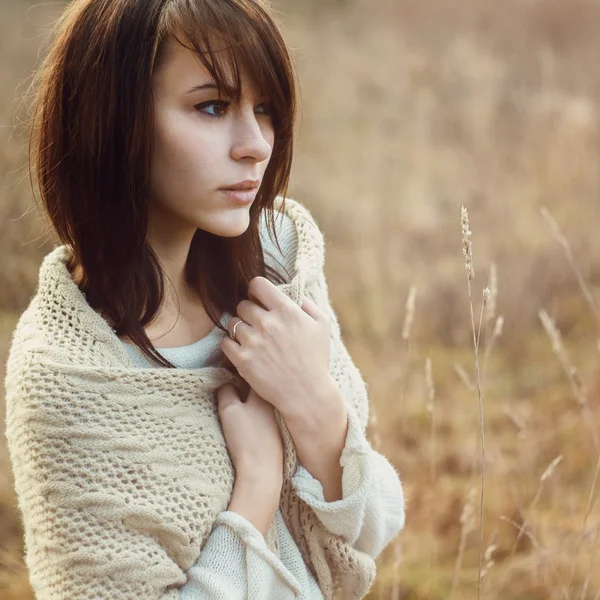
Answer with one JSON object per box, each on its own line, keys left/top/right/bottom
{"left": 300, "top": 296, "right": 326, "bottom": 321}
{"left": 226, "top": 317, "right": 250, "bottom": 344}
{"left": 248, "top": 276, "right": 296, "bottom": 312}
{"left": 220, "top": 334, "right": 246, "bottom": 364}
{"left": 235, "top": 299, "right": 265, "bottom": 327}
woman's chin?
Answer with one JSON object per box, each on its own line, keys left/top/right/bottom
{"left": 204, "top": 210, "right": 252, "bottom": 238}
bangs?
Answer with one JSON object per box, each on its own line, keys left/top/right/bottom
{"left": 156, "top": 0, "right": 294, "bottom": 130}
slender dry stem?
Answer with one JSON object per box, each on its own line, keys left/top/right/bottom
{"left": 449, "top": 487, "right": 477, "bottom": 599}
{"left": 511, "top": 455, "right": 563, "bottom": 554}
{"left": 402, "top": 285, "right": 417, "bottom": 343}
{"left": 500, "top": 515, "right": 568, "bottom": 600}
{"left": 567, "top": 454, "right": 600, "bottom": 597}
{"left": 399, "top": 285, "right": 417, "bottom": 432}
{"left": 425, "top": 356, "right": 436, "bottom": 482}
{"left": 454, "top": 362, "right": 475, "bottom": 392}
{"left": 461, "top": 206, "right": 486, "bottom": 600}
{"left": 482, "top": 315, "right": 504, "bottom": 378}
{"left": 367, "top": 403, "right": 383, "bottom": 452}
{"left": 485, "top": 263, "right": 498, "bottom": 327}
{"left": 538, "top": 310, "right": 600, "bottom": 597}
{"left": 541, "top": 206, "right": 600, "bottom": 331}
{"left": 501, "top": 403, "right": 526, "bottom": 439}
{"left": 539, "top": 309, "right": 600, "bottom": 453}
{"left": 390, "top": 537, "right": 403, "bottom": 600}
{"left": 579, "top": 523, "right": 600, "bottom": 600}
{"left": 480, "top": 529, "right": 498, "bottom": 595}
{"left": 476, "top": 287, "right": 490, "bottom": 351}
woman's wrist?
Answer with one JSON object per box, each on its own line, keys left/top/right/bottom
{"left": 227, "top": 475, "right": 282, "bottom": 536}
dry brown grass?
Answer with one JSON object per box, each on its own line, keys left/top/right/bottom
{"left": 2, "top": 0, "right": 600, "bottom": 598}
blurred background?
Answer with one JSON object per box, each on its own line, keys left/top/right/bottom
{"left": 2, "top": 0, "right": 600, "bottom": 598}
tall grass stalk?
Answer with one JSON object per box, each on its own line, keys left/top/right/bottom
{"left": 454, "top": 362, "right": 475, "bottom": 392}
{"left": 482, "top": 316, "right": 504, "bottom": 379}
{"left": 538, "top": 207, "right": 600, "bottom": 597}
{"left": 500, "top": 515, "right": 566, "bottom": 599}
{"left": 538, "top": 309, "right": 600, "bottom": 596}
{"left": 424, "top": 356, "right": 438, "bottom": 597}
{"left": 541, "top": 206, "right": 600, "bottom": 331}
{"left": 480, "top": 529, "right": 498, "bottom": 595}
{"left": 484, "top": 264, "right": 497, "bottom": 328}
{"left": 461, "top": 206, "right": 486, "bottom": 599}
{"left": 567, "top": 454, "right": 600, "bottom": 597}
{"left": 511, "top": 454, "right": 563, "bottom": 554}
{"left": 398, "top": 285, "right": 417, "bottom": 432}
{"left": 579, "top": 523, "right": 600, "bottom": 600}
{"left": 425, "top": 357, "right": 436, "bottom": 483}
{"left": 449, "top": 487, "right": 476, "bottom": 599}
{"left": 539, "top": 309, "right": 599, "bottom": 453}
{"left": 390, "top": 286, "right": 416, "bottom": 599}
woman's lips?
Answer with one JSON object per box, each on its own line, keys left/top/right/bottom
{"left": 219, "top": 188, "right": 258, "bottom": 204}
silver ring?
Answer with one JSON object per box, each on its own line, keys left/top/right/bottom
{"left": 230, "top": 319, "right": 243, "bottom": 342}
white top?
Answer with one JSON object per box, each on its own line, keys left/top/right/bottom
{"left": 120, "top": 211, "right": 406, "bottom": 599}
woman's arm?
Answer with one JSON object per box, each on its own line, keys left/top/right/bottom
{"left": 289, "top": 238, "right": 406, "bottom": 560}
{"left": 264, "top": 203, "right": 405, "bottom": 561}
{"left": 291, "top": 403, "right": 406, "bottom": 559}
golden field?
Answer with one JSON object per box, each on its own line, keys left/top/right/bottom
{"left": 2, "top": 0, "right": 600, "bottom": 598}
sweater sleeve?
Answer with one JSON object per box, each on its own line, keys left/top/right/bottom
{"left": 289, "top": 200, "right": 406, "bottom": 564}
{"left": 180, "top": 512, "right": 302, "bottom": 600}
{"left": 290, "top": 404, "right": 405, "bottom": 559}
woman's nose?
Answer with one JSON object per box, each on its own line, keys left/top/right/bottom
{"left": 230, "top": 111, "right": 272, "bottom": 163}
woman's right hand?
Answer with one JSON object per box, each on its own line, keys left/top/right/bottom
{"left": 216, "top": 383, "right": 284, "bottom": 536}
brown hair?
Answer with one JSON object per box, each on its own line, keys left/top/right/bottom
{"left": 27, "top": 0, "right": 299, "bottom": 368}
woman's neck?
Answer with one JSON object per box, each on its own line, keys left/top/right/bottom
{"left": 70, "top": 262, "right": 216, "bottom": 348}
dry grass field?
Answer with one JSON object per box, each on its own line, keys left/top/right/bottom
{"left": 2, "top": 0, "right": 600, "bottom": 598}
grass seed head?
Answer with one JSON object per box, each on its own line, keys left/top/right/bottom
{"left": 461, "top": 206, "right": 474, "bottom": 280}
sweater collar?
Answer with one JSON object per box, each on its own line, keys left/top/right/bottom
{"left": 34, "top": 196, "right": 324, "bottom": 369}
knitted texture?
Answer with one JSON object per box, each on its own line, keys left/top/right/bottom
{"left": 4, "top": 196, "right": 377, "bottom": 599}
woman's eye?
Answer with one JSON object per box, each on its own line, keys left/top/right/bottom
{"left": 195, "top": 100, "right": 230, "bottom": 118}
{"left": 256, "top": 102, "right": 274, "bottom": 116}
{"left": 194, "top": 100, "right": 273, "bottom": 118}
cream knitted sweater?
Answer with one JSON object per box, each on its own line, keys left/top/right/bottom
{"left": 4, "top": 196, "right": 405, "bottom": 600}
{"left": 123, "top": 210, "right": 405, "bottom": 599}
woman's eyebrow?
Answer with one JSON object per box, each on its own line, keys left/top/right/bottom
{"left": 185, "top": 81, "right": 266, "bottom": 100}
{"left": 186, "top": 82, "right": 218, "bottom": 94}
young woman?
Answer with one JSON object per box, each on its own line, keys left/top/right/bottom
{"left": 4, "top": 1, "right": 405, "bottom": 598}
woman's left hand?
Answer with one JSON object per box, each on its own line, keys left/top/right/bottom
{"left": 220, "top": 276, "right": 339, "bottom": 423}
{"left": 220, "top": 277, "right": 349, "bottom": 499}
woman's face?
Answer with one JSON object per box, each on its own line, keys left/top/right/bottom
{"left": 149, "top": 38, "right": 275, "bottom": 240}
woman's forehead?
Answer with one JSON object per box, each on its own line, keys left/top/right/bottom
{"left": 156, "top": 36, "right": 262, "bottom": 97}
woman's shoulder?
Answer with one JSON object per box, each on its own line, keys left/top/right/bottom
{"left": 4, "top": 299, "right": 44, "bottom": 369}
